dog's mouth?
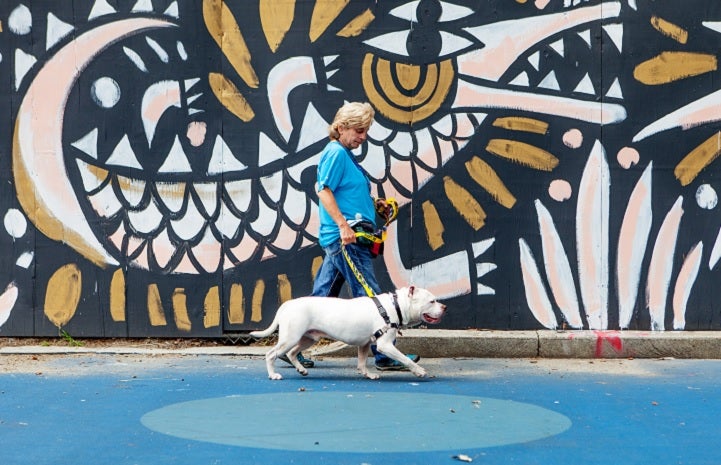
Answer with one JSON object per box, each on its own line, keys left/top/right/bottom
{"left": 422, "top": 313, "right": 442, "bottom": 325}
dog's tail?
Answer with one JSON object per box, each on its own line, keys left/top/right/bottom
{"left": 248, "top": 312, "right": 281, "bottom": 339}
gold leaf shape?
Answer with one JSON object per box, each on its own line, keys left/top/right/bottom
{"left": 228, "top": 283, "right": 245, "bottom": 324}
{"left": 260, "top": 0, "right": 296, "bottom": 52}
{"left": 204, "top": 286, "right": 221, "bottom": 328}
{"left": 44, "top": 264, "right": 82, "bottom": 327}
{"left": 650, "top": 16, "right": 688, "bottom": 44}
{"left": 337, "top": 9, "right": 375, "bottom": 38}
{"left": 465, "top": 156, "right": 517, "bottom": 209}
{"left": 422, "top": 200, "right": 445, "bottom": 251}
{"left": 675, "top": 131, "right": 721, "bottom": 186}
{"left": 172, "top": 288, "right": 192, "bottom": 332}
{"left": 252, "top": 279, "right": 265, "bottom": 323}
{"left": 634, "top": 52, "right": 717, "bottom": 85}
{"left": 310, "top": 0, "right": 350, "bottom": 42}
{"left": 147, "top": 283, "right": 167, "bottom": 326}
{"left": 209, "top": 72, "right": 255, "bottom": 122}
{"left": 486, "top": 139, "right": 559, "bottom": 171}
{"left": 443, "top": 176, "right": 486, "bottom": 231}
{"left": 203, "top": 0, "right": 259, "bottom": 88}
{"left": 110, "top": 269, "right": 126, "bottom": 322}
{"left": 492, "top": 116, "right": 549, "bottom": 135}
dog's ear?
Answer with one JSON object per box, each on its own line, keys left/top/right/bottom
{"left": 408, "top": 285, "right": 415, "bottom": 296}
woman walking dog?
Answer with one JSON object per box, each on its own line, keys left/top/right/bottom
{"left": 281, "top": 102, "right": 419, "bottom": 370}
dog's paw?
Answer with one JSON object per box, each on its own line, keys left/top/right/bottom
{"left": 412, "top": 366, "right": 427, "bottom": 378}
{"left": 364, "top": 372, "right": 380, "bottom": 380}
{"left": 269, "top": 373, "right": 283, "bottom": 380}
{"left": 297, "top": 368, "right": 308, "bottom": 376}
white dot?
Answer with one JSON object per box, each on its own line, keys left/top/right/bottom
{"left": 4, "top": 209, "right": 27, "bottom": 238}
{"left": 696, "top": 184, "right": 718, "bottom": 210}
{"left": 91, "top": 77, "right": 121, "bottom": 108}
{"left": 9, "top": 5, "right": 32, "bottom": 35}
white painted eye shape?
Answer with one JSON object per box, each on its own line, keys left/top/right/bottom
{"left": 363, "top": 30, "right": 474, "bottom": 58}
{"left": 389, "top": 1, "right": 474, "bottom": 23}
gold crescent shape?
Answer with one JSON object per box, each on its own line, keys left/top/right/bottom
{"left": 13, "top": 18, "right": 176, "bottom": 268}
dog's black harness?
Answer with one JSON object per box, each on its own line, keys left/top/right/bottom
{"left": 371, "top": 292, "right": 403, "bottom": 339}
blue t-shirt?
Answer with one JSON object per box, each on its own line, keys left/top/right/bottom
{"left": 315, "top": 141, "right": 376, "bottom": 247}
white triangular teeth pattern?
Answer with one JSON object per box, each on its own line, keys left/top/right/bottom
{"left": 159, "top": 137, "right": 193, "bottom": 173}
{"left": 184, "top": 77, "right": 201, "bottom": 90}
{"left": 577, "top": 29, "right": 592, "bottom": 48}
{"left": 72, "top": 129, "right": 99, "bottom": 159}
{"left": 296, "top": 102, "right": 330, "bottom": 153}
{"left": 573, "top": 73, "right": 595, "bottom": 95}
{"left": 89, "top": 0, "right": 117, "bottom": 20}
{"left": 208, "top": 135, "right": 247, "bottom": 175}
{"left": 538, "top": 71, "right": 560, "bottom": 91}
{"left": 107, "top": 135, "right": 143, "bottom": 170}
{"left": 549, "top": 39, "right": 564, "bottom": 57}
{"left": 258, "top": 132, "right": 287, "bottom": 167}
{"left": 528, "top": 51, "right": 540, "bottom": 70}
{"left": 472, "top": 238, "right": 495, "bottom": 258}
{"left": 603, "top": 23, "right": 623, "bottom": 53}
{"left": 476, "top": 263, "right": 497, "bottom": 277}
{"left": 164, "top": 1, "right": 180, "bottom": 18}
{"left": 510, "top": 72, "right": 530, "bottom": 87}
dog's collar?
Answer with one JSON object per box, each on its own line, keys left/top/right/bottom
{"left": 370, "top": 292, "right": 403, "bottom": 339}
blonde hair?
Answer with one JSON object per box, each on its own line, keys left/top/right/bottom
{"left": 328, "top": 102, "right": 375, "bottom": 140}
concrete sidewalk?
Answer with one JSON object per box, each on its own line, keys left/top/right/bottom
{"left": 2, "top": 329, "right": 720, "bottom": 358}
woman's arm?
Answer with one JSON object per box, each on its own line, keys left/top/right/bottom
{"left": 317, "top": 187, "right": 356, "bottom": 245}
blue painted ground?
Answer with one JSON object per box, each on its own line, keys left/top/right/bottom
{"left": 0, "top": 355, "right": 719, "bottom": 465}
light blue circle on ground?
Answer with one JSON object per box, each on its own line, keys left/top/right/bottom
{"left": 141, "top": 392, "right": 571, "bottom": 453}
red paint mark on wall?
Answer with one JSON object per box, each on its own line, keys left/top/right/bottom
{"left": 594, "top": 330, "right": 623, "bottom": 357}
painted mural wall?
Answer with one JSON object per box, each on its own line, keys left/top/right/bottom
{"left": 1, "top": 0, "right": 720, "bottom": 337}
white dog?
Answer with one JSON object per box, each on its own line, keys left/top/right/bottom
{"left": 249, "top": 286, "right": 446, "bottom": 380}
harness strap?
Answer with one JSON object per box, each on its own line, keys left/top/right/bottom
{"left": 340, "top": 243, "right": 403, "bottom": 339}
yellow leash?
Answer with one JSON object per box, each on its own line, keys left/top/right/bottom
{"left": 341, "top": 244, "right": 376, "bottom": 297}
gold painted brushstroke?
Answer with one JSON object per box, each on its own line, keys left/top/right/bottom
{"left": 147, "top": 284, "right": 167, "bottom": 326}
{"left": 363, "top": 54, "right": 454, "bottom": 124}
{"left": 209, "top": 72, "right": 255, "bottom": 122}
{"left": 204, "top": 286, "right": 221, "bottom": 328}
{"left": 260, "top": 0, "right": 295, "bottom": 52}
{"left": 310, "top": 0, "right": 350, "bottom": 42}
{"left": 228, "top": 283, "right": 245, "bottom": 324}
{"left": 172, "top": 288, "right": 192, "bottom": 331}
{"left": 650, "top": 16, "right": 688, "bottom": 44}
{"left": 492, "top": 116, "right": 549, "bottom": 135}
{"left": 634, "top": 52, "right": 717, "bottom": 85}
{"left": 44, "top": 264, "right": 82, "bottom": 327}
{"left": 278, "top": 274, "right": 292, "bottom": 304}
{"left": 486, "top": 139, "right": 559, "bottom": 171}
{"left": 422, "top": 200, "right": 445, "bottom": 251}
{"left": 337, "top": 8, "right": 375, "bottom": 38}
{"left": 251, "top": 279, "right": 265, "bottom": 323}
{"left": 203, "top": 0, "right": 259, "bottom": 88}
{"left": 311, "top": 256, "right": 323, "bottom": 280}
{"left": 376, "top": 59, "right": 438, "bottom": 106}
{"left": 110, "top": 269, "right": 126, "bottom": 322}
{"left": 465, "top": 156, "right": 517, "bottom": 209}
{"left": 675, "top": 131, "right": 721, "bottom": 186}
{"left": 443, "top": 176, "right": 486, "bottom": 230}
{"left": 396, "top": 62, "right": 422, "bottom": 90}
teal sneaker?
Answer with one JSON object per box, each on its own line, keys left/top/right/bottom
{"left": 375, "top": 354, "right": 420, "bottom": 371}
{"left": 279, "top": 352, "right": 314, "bottom": 368}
